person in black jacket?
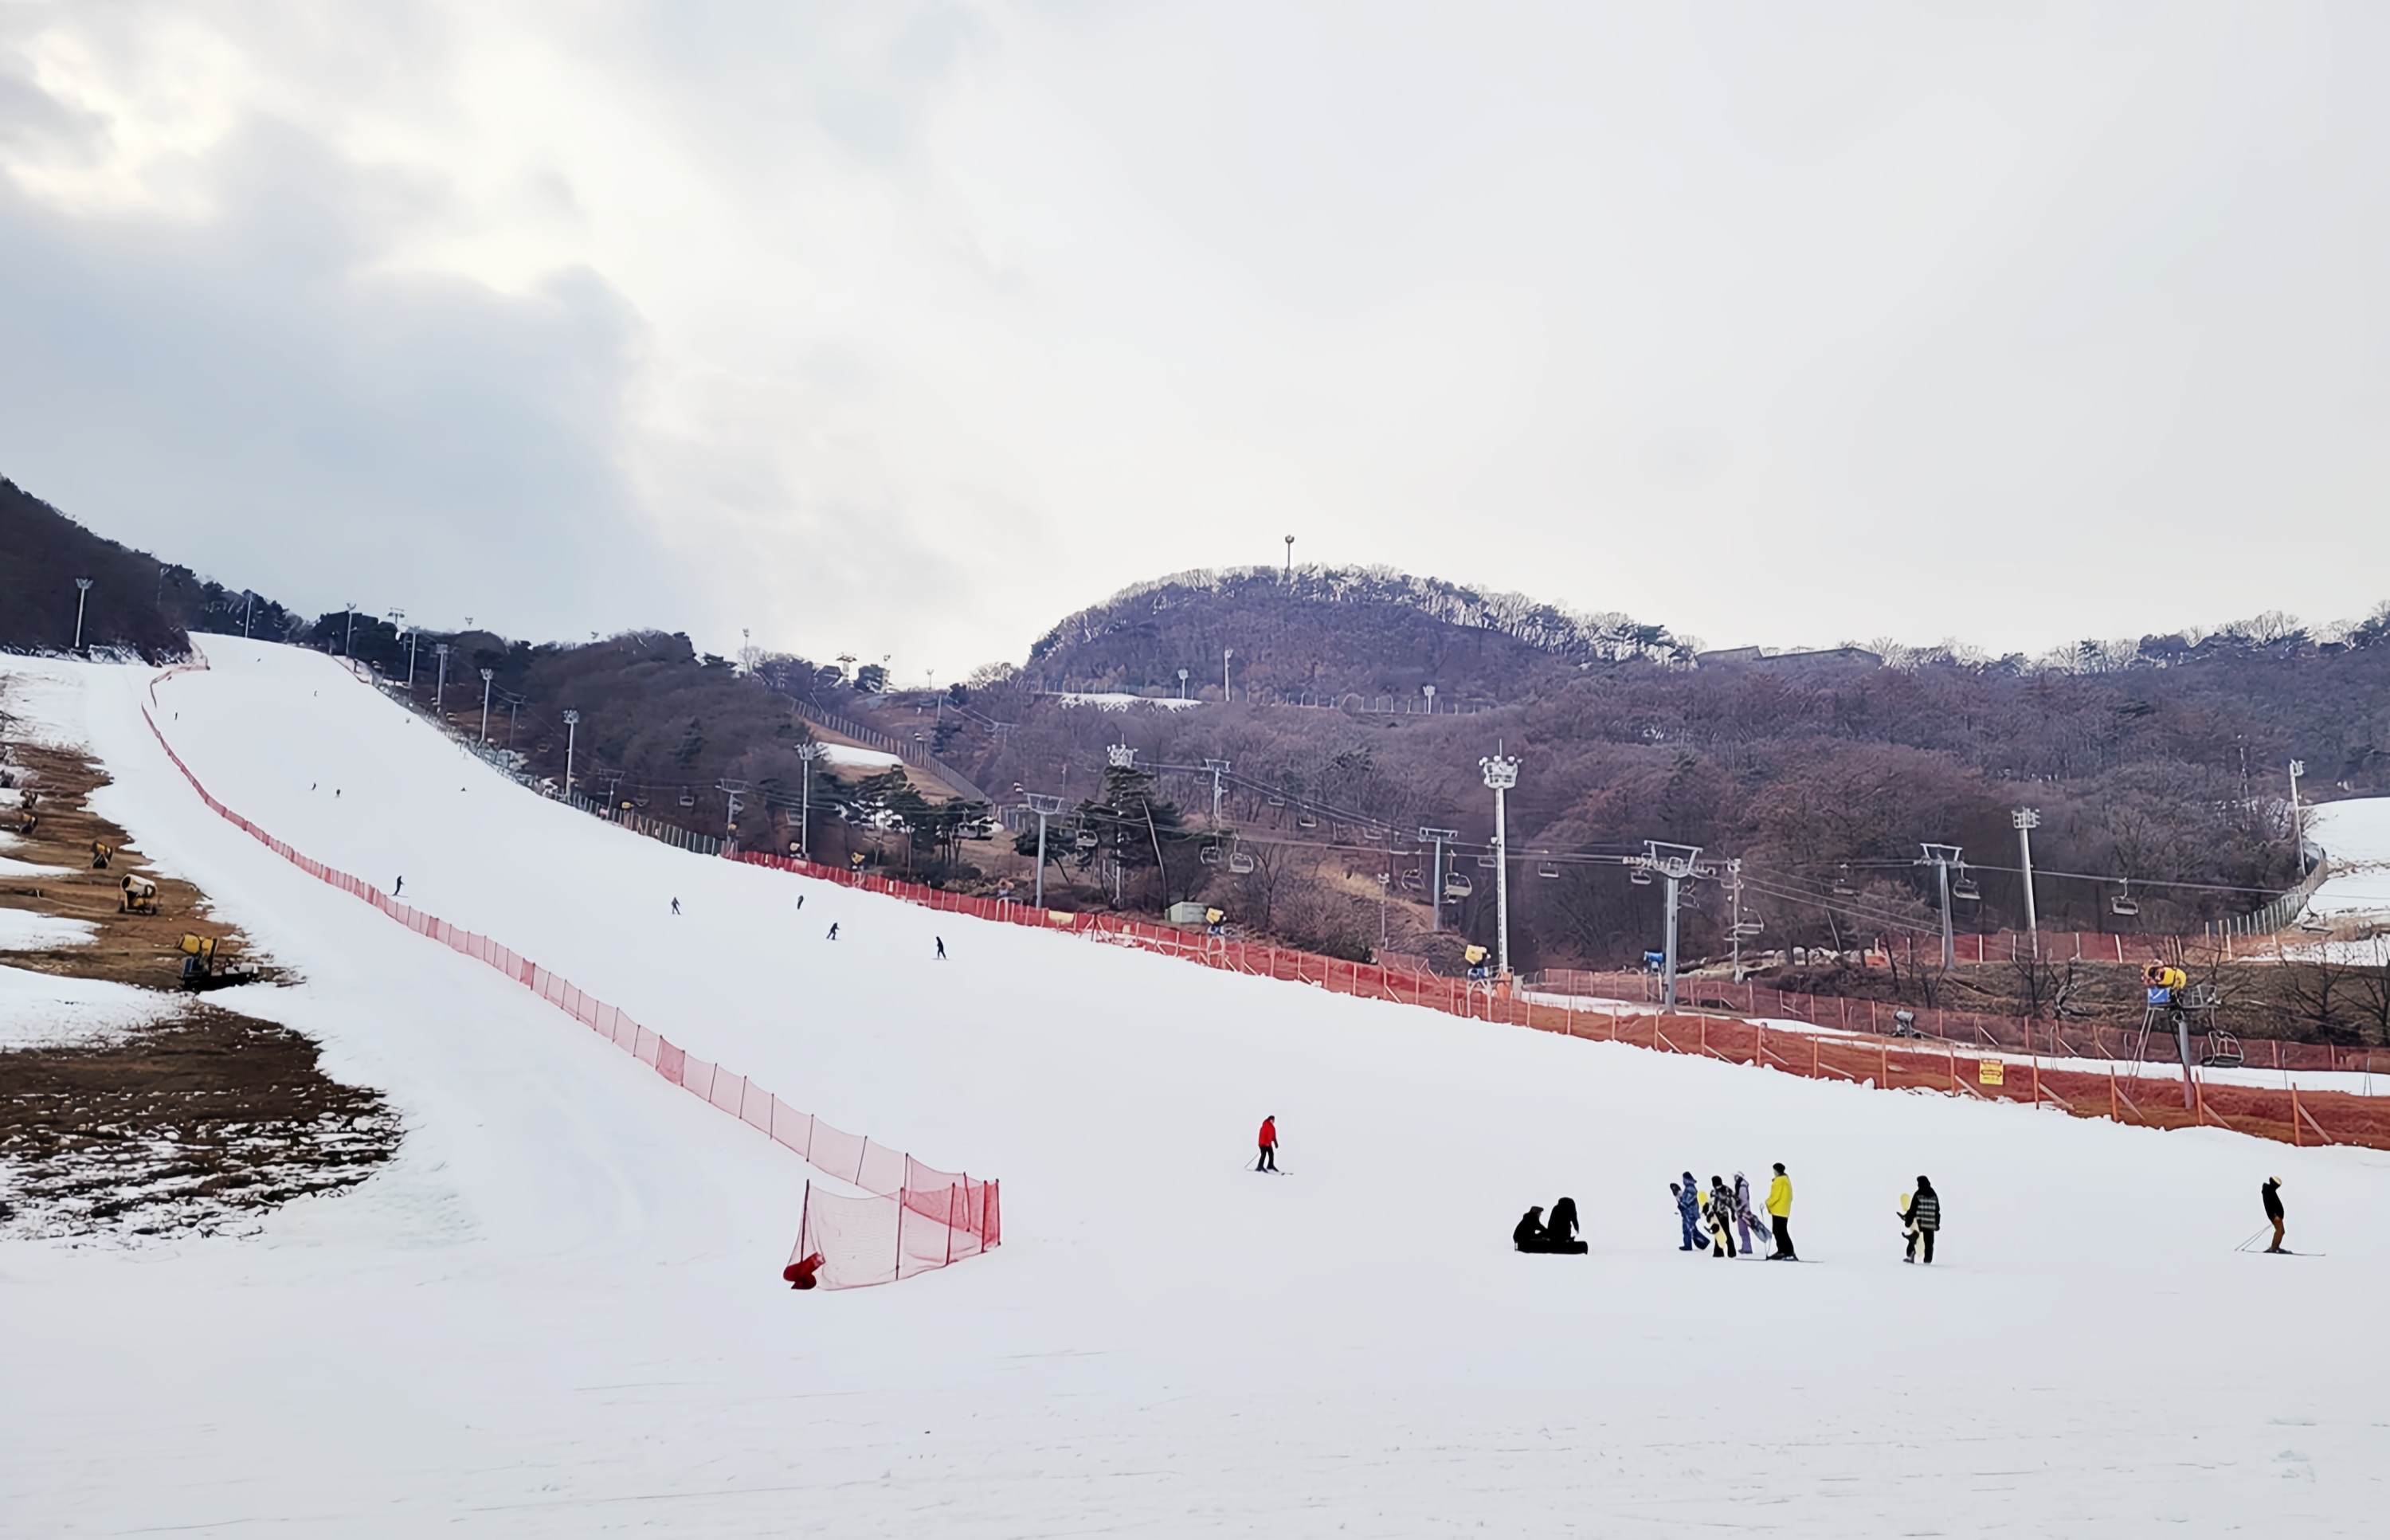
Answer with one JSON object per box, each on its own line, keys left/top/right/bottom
{"left": 2262, "top": 1178, "right": 2286, "bottom": 1253}
{"left": 1546, "top": 1197, "right": 1585, "bottom": 1252}
{"left": 1902, "top": 1176, "right": 1941, "bottom": 1264}
{"left": 1514, "top": 1206, "right": 1549, "bottom": 1252}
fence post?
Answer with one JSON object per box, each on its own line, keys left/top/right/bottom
{"left": 2109, "top": 1069, "right": 2118, "bottom": 1123}
{"left": 1812, "top": 1034, "right": 1820, "bottom": 1079}
{"left": 2293, "top": 1085, "right": 2302, "bottom": 1146}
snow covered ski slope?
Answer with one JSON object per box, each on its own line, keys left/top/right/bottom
{"left": 6, "top": 641, "right": 2390, "bottom": 1535}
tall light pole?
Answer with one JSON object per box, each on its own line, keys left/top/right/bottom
{"left": 1283, "top": 535, "right": 1295, "bottom": 583}
{"left": 2013, "top": 809, "right": 2042, "bottom": 956}
{"left": 1178, "top": 667, "right": 1190, "bottom": 699}
{"left": 71, "top": 578, "right": 92, "bottom": 651}
{"left": 1419, "top": 826, "right": 1459, "bottom": 934}
{"left": 241, "top": 590, "right": 256, "bottom": 639}
{"left": 795, "top": 743, "right": 828, "bottom": 860}
{"left": 433, "top": 642, "right": 452, "bottom": 712}
{"left": 1205, "top": 758, "right": 1232, "bottom": 825}
{"left": 1480, "top": 751, "right": 1519, "bottom": 979}
{"left": 562, "top": 709, "right": 580, "bottom": 796}
{"left": 1642, "top": 842, "right": 1704, "bottom": 1011}
{"left": 478, "top": 668, "right": 495, "bottom": 741}
{"left": 343, "top": 602, "right": 357, "bottom": 656}
{"left": 1222, "top": 646, "right": 1233, "bottom": 699}
{"left": 1026, "top": 793, "right": 1064, "bottom": 907}
{"left": 1422, "top": 684, "right": 1436, "bottom": 715}
{"left": 1918, "top": 844, "right": 1963, "bottom": 971}
{"left": 2285, "top": 760, "right": 2304, "bottom": 870}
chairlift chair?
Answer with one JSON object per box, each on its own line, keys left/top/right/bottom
{"left": 2201, "top": 1029, "right": 2245, "bottom": 1069}
{"left": 1402, "top": 868, "right": 1425, "bottom": 891}
{"left": 1228, "top": 850, "right": 1257, "bottom": 875}
{"left": 1831, "top": 864, "right": 1857, "bottom": 898}
{"left": 1535, "top": 855, "right": 1561, "bottom": 879}
{"left": 1267, "top": 794, "right": 1287, "bottom": 808}
{"left": 1075, "top": 830, "right": 1099, "bottom": 852}
{"left": 2110, "top": 881, "right": 2140, "bottom": 919}
{"left": 680, "top": 787, "right": 696, "bottom": 808}
{"left": 1951, "top": 875, "right": 1981, "bottom": 903}
{"left": 1443, "top": 872, "right": 1474, "bottom": 899}
{"left": 1199, "top": 840, "right": 1222, "bottom": 867}
{"left": 1475, "top": 852, "right": 1499, "bottom": 869}
{"left": 1733, "top": 920, "right": 1765, "bottom": 938}
{"left": 1630, "top": 866, "right": 1654, "bottom": 886}
{"left": 1296, "top": 812, "right": 1318, "bottom": 829}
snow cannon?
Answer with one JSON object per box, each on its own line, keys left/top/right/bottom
{"left": 119, "top": 874, "right": 159, "bottom": 915}
{"left": 90, "top": 841, "right": 115, "bottom": 870}
{"left": 783, "top": 1252, "right": 827, "bottom": 1291}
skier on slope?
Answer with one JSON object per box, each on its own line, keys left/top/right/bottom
{"left": 935, "top": 937, "right": 946, "bottom": 960}
{"left": 1256, "top": 1115, "right": 1279, "bottom": 1173}
{"left": 2262, "top": 1178, "right": 2286, "bottom": 1253}
{"left": 394, "top": 876, "right": 404, "bottom": 896}
{"left": 672, "top": 897, "right": 680, "bottom": 915}
{"left": 1901, "top": 1175, "right": 1941, "bottom": 1264}
{"left": 1733, "top": 1170, "right": 1760, "bottom": 1258}
{"left": 1765, "top": 1162, "right": 1798, "bottom": 1260}
{"left": 826, "top": 923, "right": 839, "bottom": 940}
{"left": 1672, "top": 1172, "right": 1702, "bottom": 1252}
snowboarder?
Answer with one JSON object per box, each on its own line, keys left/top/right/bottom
{"left": 1672, "top": 1172, "right": 1701, "bottom": 1251}
{"left": 1547, "top": 1195, "right": 1583, "bottom": 1251}
{"left": 826, "top": 923, "right": 840, "bottom": 940}
{"left": 795, "top": 894, "right": 805, "bottom": 910}
{"left": 1704, "top": 1177, "right": 1738, "bottom": 1258}
{"left": 1902, "top": 1175, "right": 1940, "bottom": 1264}
{"left": 2262, "top": 1177, "right": 2286, "bottom": 1253}
{"left": 394, "top": 876, "right": 403, "bottom": 896}
{"left": 935, "top": 937, "right": 946, "bottom": 960}
{"left": 671, "top": 897, "right": 681, "bottom": 915}
{"left": 1733, "top": 1170, "right": 1759, "bottom": 1258}
{"left": 1765, "top": 1162, "right": 1796, "bottom": 1260}
{"left": 1514, "top": 1205, "right": 1549, "bottom": 1251}
{"left": 1256, "top": 1115, "right": 1279, "bottom": 1173}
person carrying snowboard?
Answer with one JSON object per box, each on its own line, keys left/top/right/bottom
{"left": 1765, "top": 1162, "right": 1797, "bottom": 1260}
{"left": 1703, "top": 1176, "right": 1738, "bottom": 1257}
{"left": 1902, "top": 1175, "right": 1940, "bottom": 1264}
{"left": 1256, "top": 1115, "right": 1279, "bottom": 1173}
{"left": 1672, "top": 1171, "right": 1701, "bottom": 1252}
{"left": 2262, "top": 1177, "right": 2286, "bottom": 1253}
{"left": 1733, "top": 1170, "right": 1760, "bottom": 1258}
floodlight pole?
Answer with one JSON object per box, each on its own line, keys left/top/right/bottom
{"left": 1222, "top": 647, "right": 1233, "bottom": 700}
{"left": 479, "top": 669, "right": 495, "bottom": 741}
{"left": 1726, "top": 858, "right": 1745, "bottom": 982}
{"left": 1178, "top": 668, "right": 1189, "bottom": 699}
{"left": 1026, "top": 793, "right": 1065, "bottom": 907}
{"left": 2287, "top": 760, "right": 2307, "bottom": 874}
{"left": 1918, "top": 844, "right": 1963, "bottom": 970}
{"left": 1419, "top": 826, "right": 1459, "bottom": 934}
{"left": 2013, "top": 810, "right": 2042, "bottom": 956}
{"left": 433, "top": 642, "right": 451, "bottom": 711}
{"left": 1481, "top": 752, "right": 1519, "bottom": 978}
{"left": 242, "top": 590, "right": 256, "bottom": 638}
{"left": 344, "top": 602, "right": 357, "bottom": 656}
{"left": 562, "top": 709, "right": 580, "bottom": 797}
{"left": 71, "top": 578, "right": 92, "bottom": 651}
{"left": 1204, "top": 758, "right": 1231, "bottom": 825}
{"left": 796, "top": 743, "right": 828, "bottom": 860}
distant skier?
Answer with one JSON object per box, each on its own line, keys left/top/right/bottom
{"left": 394, "top": 876, "right": 404, "bottom": 896}
{"left": 1733, "top": 1170, "right": 1760, "bottom": 1258}
{"left": 1902, "top": 1175, "right": 1941, "bottom": 1264}
{"left": 1703, "top": 1177, "right": 1738, "bottom": 1258}
{"left": 795, "top": 894, "right": 805, "bottom": 911}
{"left": 1256, "top": 1115, "right": 1279, "bottom": 1173}
{"left": 671, "top": 897, "right": 681, "bottom": 915}
{"left": 1765, "top": 1162, "right": 1797, "bottom": 1260}
{"left": 1672, "top": 1172, "right": 1701, "bottom": 1252}
{"left": 2262, "top": 1177, "right": 2286, "bottom": 1253}
{"left": 935, "top": 937, "right": 946, "bottom": 960}
{"left": 826, "top": 923, "right": 840, "bottom": 940}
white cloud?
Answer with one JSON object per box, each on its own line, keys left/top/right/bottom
{"left": 4, "top": 2, "right": 2388, "bottom": 673}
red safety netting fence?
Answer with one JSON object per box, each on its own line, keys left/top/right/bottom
{"left": 135, "top": 690, "right": 996, "bottom": 1290}
{"left": 730, "top": 852, "right": 2390, "bottom": 1154}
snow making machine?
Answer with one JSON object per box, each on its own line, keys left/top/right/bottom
{"left": 118, "top": 873, "right": 159, "bottom": 915}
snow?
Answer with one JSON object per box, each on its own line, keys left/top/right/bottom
{"left": 2306, "top": 796, "right": 2390, "bottom": 923}
{"left": 6, "top": 641, "right": 2390, "bottom": 1534}
{"left": 0, "top": 854, "right": 69, "bottom": 877}
{"left": 0, "top": 963, "right": 182, "bottom": 1049}
{"left": 0, "top": 908, "right": 96, "bottom": 950}
{"left": 816, "top": 742, "right": 903, "bottom": 770}
{"left": 1051, "top": 691, "right": 1205, "bottom": 710}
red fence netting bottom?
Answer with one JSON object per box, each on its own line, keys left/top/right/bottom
{"left": 137, "top": 682, "right": 995, "bottom": 1291}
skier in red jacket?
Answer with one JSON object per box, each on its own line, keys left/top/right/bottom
{"left": 1256, "top": 1115, "right": 1279, "bottom": 1173}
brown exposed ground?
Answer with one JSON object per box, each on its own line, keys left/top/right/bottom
{"left": 1, "top": 715, "right": 397, "bottom": 1240}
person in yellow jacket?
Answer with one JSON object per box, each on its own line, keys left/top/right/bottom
{"left": 1765, "top": 1162, "right": 1797, "bottom": 1260}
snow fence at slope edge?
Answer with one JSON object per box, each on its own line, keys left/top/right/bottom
{"left": 135, "top": 681, "right": 997, "bottom": 1291}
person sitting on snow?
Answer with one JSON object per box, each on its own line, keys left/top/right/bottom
{"left": 1540, "top": 1196, "right": 1587, "bottom": 1254}
{"left": 1514, "top": 1205, "right": 1550, "bottom": 1252}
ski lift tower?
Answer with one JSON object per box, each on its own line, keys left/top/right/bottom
{"left": 1418, "top": 827, "right": 1459, "bottom": 933}
{"left": 2288, "top": 760, "right": 2308, "bottom": 874}
{"left": 1479, "top": 752, "right": 1520, "bottom": 979}
{"left": 479, "top": 669, "right": 496, "bottom": 742}
{"left": 1641, "top": 841, "right": 1705, "bottom": 1010}
{"left": 1203, "top": 758, "right": 1232, "bottom": 825}
{"left": 2013, "top": 809, "right": 2042, "bottom": 957}
{"left": 71, "top": 578, "right": 92, "bottom": 652}
{"left": 716, "top": 779, "right": 748, "bottom": 855}
{"left": 1917, "top": 844, "right": 1963, "bottom": 970}
{"left": 1025, "top": 793, "right": 1066, "bottom": 907}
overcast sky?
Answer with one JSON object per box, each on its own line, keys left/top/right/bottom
{"left": 4, "top": 3, "right": 2386, "bottom": 677}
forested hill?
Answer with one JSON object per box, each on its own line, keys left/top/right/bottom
{"left": 1027, "top": 566, "right": 1687, "bottom": 705}
{"left": 0, "top": 477, "right": 299, "bottom": 658}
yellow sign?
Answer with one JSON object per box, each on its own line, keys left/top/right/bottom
{"left": 1979, "top": 1060, "right": 2006, "bottom": 1086}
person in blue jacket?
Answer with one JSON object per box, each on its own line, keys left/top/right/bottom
{"left": 1671, "top": 1171, "right": 1701, "bottom": 1251}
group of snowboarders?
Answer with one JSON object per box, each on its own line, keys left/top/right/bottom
{"left": 1657, "top": 1166, "right": 1797, "bottom": 1260}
